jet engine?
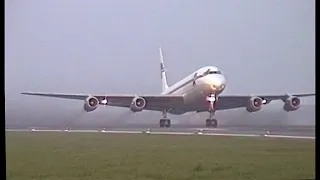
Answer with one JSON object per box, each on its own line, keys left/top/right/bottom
{"left": 83, "top": 96, "right": 99, "bottom": 112}
{"left": 246, "top": 96, "right": 263, "bottom": 112}
{"left": 130, "top": 96, "right": 146, "bottom": 112}
{"left": 283, "top": 96, "right": 300, "bottom": 112}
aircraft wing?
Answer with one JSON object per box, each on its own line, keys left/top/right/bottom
{"left": 21, "top": 92, "right": 315, "bottom": 113}
{"left": 195, "top": 93, "right": 315, "bottom": 112}
{"left": 20, "top": 92, "right": 185, "bottom": 111}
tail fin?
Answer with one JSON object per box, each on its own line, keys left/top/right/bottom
{"left": 159, "top": 47, "right": 169, "bottom": 91}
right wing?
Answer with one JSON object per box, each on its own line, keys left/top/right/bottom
{"left": 21, "top": 92, "right": 185, "bottom": 112}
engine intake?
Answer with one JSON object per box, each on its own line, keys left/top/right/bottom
{"left": 283, "top": 96, "right": 300, "bottom": 112}
{"left": 130, "top": 96, "right": 146, "bottom": 112}
{"left": 246, "top": 96, "right": 263, "bottom": 113}
{"left": 84, "top": 96, "right": 99, "bottom": 112}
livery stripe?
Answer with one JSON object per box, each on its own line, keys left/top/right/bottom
{"left": 167, "top": 78, "right": 194, "bottom": 94}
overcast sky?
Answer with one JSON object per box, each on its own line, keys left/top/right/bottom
{"left": 5, "top": 0, "right": 315, "bottom": 126}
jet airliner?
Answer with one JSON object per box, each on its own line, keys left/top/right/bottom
{"left": 21, "top": 48, "right": 315, "bottom": 128}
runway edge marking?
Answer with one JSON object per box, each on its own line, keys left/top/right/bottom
{"left": 5, "top": 129, "right": 315, "bottom": 140}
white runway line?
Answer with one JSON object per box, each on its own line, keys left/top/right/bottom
{"left": 5, "top": 129, "right": 315, "bottom": 140}
{"left": 101, "top": 130, "right": 141, "bottom": 134}
{"left": 264, "top": 134, "right": 315, "bottom": 140}
{"left": 151, "top": 132, "right": 193, "bottom": 135}
{"left": 204, "top": 133, "right": 260, "bottom": 137}
{"left": 190, "top": 128, "right": 228, "bottom": 131}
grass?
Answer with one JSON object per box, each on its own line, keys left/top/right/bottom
{"left": 6, "top": 131, "right": 315, "bottom": 180}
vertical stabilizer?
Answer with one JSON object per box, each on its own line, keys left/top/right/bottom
{"left": 159, "top": 47, "right": 169, "bottom": 92}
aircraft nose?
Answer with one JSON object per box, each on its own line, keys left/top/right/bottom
{"left": 207, "top": 75, "right": 226, "bottom": 91}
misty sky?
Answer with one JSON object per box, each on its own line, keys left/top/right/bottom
{"left": 5, "top": 0, "right": 315, "bottom": 125}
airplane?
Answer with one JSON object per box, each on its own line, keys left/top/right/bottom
{"left": 21, "top": 48, "right": 315, "bottom": 128}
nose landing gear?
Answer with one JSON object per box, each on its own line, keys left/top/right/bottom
{"left": 206, "top": 94, "right": 218, "bottom": 128}
{"left": 206, "top": 117, "right": 218, "bottom": 128}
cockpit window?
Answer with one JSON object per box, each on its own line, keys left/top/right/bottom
{"left": 208, "top": 70, "right": 221, "bottom": 74}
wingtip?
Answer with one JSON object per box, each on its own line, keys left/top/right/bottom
{"left": 21, "top": 92, "right": 32, "bottom": 95}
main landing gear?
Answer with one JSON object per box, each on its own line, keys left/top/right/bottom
{"left": 159, "top": 119, "right": 171, "bottom": 128}
{"left": 206, "top": 94, "right": 218, "bottom": 128}
{"left": 159, "top": 111, "right": 171, "bottom": 128}
{"left": 159, "top": 93, "right": 219, "bottom": 128}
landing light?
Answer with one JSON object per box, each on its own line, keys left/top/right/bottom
{"left": 206, "top": 96, "right": 216, "bottom": 102}
{"left": 144, "top": 128, "right": 151, "bottom": 134}
{"left": 101, "top": 98, "right": 107, "bottom": 104}
{"left": 262, "top": 99, "right": 267, "bottom": 104}
{"left": 196, "top": 129, "right": 203, "bottom": 135}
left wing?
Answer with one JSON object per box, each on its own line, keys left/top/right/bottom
{"left": 195, "top": 93, "right": 315, "bottom": 112}
{"left": 20, "top": 92, "right": 185, "bottom": 112}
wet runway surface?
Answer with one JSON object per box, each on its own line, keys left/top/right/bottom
{"left": 6, "top": 125, "right": 315, "bottom": 140}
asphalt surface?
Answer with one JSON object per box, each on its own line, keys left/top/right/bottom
{"left": 6, "top": 125, "right": 315, "bottom": 140}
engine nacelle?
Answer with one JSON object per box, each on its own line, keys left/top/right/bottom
{"left": 130, "top": 96, "right": 146, "bottom": 112}
{"left": 246, "top": 96, "right": 263, "bottom": 113}
{"left": 83, "top": 96, "right": 99, "bottom": 112}
{"left": 283, "top": 96, "right": 300, "bottom": 112}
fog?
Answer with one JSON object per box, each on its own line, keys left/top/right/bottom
{"left": 5, "top": 0, "right": 315, "bottom": 128}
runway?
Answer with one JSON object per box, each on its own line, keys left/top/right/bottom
{"left": 6, "top": 125, "right": 315, "bottom": 140}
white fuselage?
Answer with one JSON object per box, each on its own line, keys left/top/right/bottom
{"left": 161, "top": 66, "right": 226, "bottom": 112}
